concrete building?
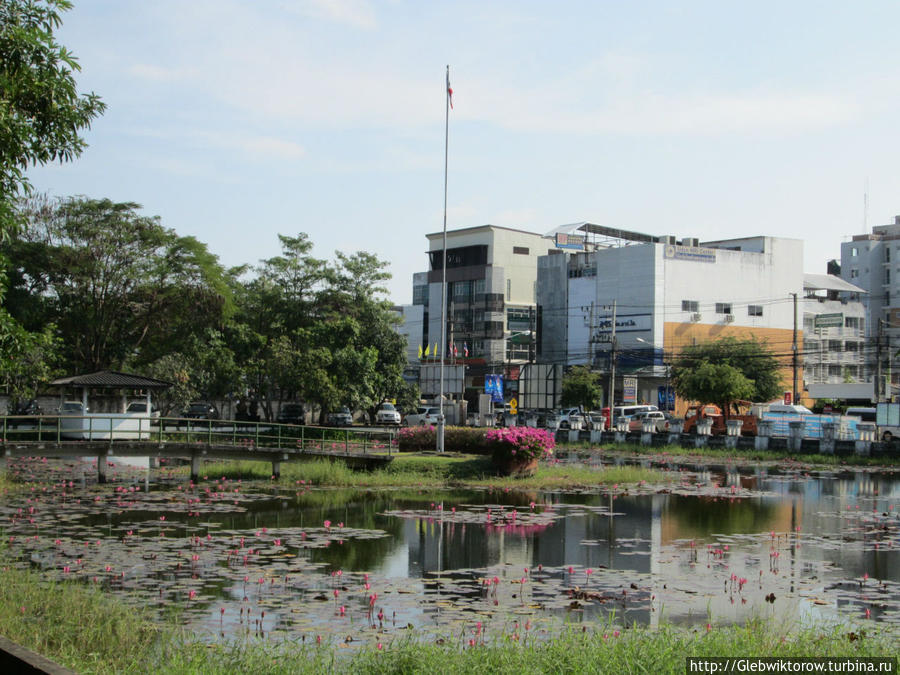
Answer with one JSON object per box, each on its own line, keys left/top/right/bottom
{"left": 801, "top": 274, "right": 870, "bottom": 401}
{"left": 392, "top": 303, "right": 425, "bottom": 382}
{"left": 840, "top": 216, "right": 900, "bottom": 400}
{"left": 407, "top": 225, "right": 554, "bottom": 397}
{"left": 537, "top": 224, "right": 803, "bottom": 410}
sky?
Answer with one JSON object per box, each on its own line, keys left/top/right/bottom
{"left": 28, "top": 0, "right": 900, "bottom": 304}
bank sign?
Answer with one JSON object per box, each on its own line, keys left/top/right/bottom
{"left": 594, "top": 313, "right": 652, "bottom": 338}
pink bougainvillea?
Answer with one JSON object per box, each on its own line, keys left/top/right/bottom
{"left": 485, "top": 426, "right": 555, "bottom": 462}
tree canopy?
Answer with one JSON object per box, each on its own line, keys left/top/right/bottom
{"left": 670, "top": 337, "right": 782, "bottom": 415}
{"left": 560, "top": 365, "right": 604, "bottom": 411}
{"left": 0, "top": 0, "right": 105, "bottom": 240}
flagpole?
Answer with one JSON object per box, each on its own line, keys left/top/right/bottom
{"left": 437, "top": 65, "right": 450, "bottom": 453}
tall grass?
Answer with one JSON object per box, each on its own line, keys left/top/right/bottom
{"left": 0, "top": 564, "right": 161, "bottom": 674}
{"left": 192, "top": 455, "right": 670, "bottom": 489}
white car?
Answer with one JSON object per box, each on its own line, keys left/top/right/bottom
{"left": 404, "top": 406, "right": 441, "bottom": 426}
{"left": 375, "top": 402, "right": 401, "bottom": 426}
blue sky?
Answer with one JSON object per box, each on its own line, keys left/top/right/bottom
{"left": 29, "top": 0, "right": 900, "bottom": 303}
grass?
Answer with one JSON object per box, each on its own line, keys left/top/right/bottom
{"left": 190, "top": 454, "right": 672, "bottom": 490}
{"left": 0, "top": 562, "right": 894, "bottom": 675}
{"left": 571, "top": 441, "right": 900, "bottom": 468}
{"left": 0, "top": 564, "right": 161, "bottom": 674}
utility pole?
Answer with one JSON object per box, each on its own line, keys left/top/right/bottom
{"left": 791, "top": 293, "right": 798, "bottom": 404}
{"left": 588, "top": 301, "right": 595, "bottom": 369}
{"left": 876, "top": 319, "right": 884, "bottom": 403}
{"left": 608, "top": 301, "right": 617, "bottom": 410}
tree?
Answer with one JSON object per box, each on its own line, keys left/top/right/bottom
{"left": 0, "top": 310, "right": 59, "bottom": 405}
{"left": 5, "top": 196, "right": 231, "bottom": 371}
{"left": 560, "top": 366, "right": 604, "bottom": 410}
{"left": 0, "top": 0, "right": 104, "bottom": 396}
{"left": 670, "top": 337, "right": 782, "bottom": 414}
{"left": 1, "top": 0, "right": 105, "bottom": 241}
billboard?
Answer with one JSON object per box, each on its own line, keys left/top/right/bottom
{"left": 518, "top": 364, "right": 562, "bottom": 410}
{"left": 484, "top": 374, "right": 505, "bottom": 403}
{"left": 419, "top": 365, "right": 465, "bottom": 396}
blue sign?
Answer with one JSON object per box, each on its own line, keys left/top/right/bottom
{"left": 657, "top": 386, "right": 675, "bottom": 411}
{"left": 485, "top": 374, "right": 505, "bottom": 403}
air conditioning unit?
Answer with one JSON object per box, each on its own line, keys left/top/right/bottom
{"left": 661, "top": 235, "right": 677, "bottom": 245}
{"left": 724, "top": 314, "right": 735, "bottom": 323}
{"left": 691, "top": 313, "right": 702, "bottom": 322}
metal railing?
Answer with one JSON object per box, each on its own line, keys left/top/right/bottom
{"left": 0, "top": 414, "right": 398, "bottom": 455}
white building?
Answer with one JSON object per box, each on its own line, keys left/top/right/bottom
{"left": 537, "top": 224, "right": 803, "bottom": 409}
{"left": 840, "top": 216, "right": 900, "bottom": 400}
{"left": 801, "top": 274, "right": 869, "bottom": 399}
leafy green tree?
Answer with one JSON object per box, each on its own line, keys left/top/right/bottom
{"left": 0, "top": 311, "right": 59, "bottom": 406}
{"left": 0, "top": 0, "right": 105, "bottom": 241}
{"left": 5, "top": 196, "right": 231, "bottom": 371}
{"left": 0, "top": 0, "right": 104, "bottom": 396}
{"left": 560, "top": 365, "right": 604, "bottom": 410}
{"left": 670, "top": 337, "right": 782, "bottom": 414}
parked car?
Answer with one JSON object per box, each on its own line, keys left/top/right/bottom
{"left": 375, "top": 402, "right": 401, "bottom": 426}
{"left": 327, "top": 407, "right": 353, "bottom": 427}
{"left": 556, "top": 407, "right": 585, "bottom": 430}
{"left": 276, "top": 403, "right": 305, "bottom": 425}
{"left": 125, "top": 401, "right": 159, "bottom": 417}
{"left": 404, "top": 406, "right": 441, "bottom": 426}
{"left": 58, "top": 401, "right": 87, "bottom": 414}
{"left": 628, "top": 410, "right": 672, "bottom": 432}
{"left": 7, "top": 399, "right": 42, "bottom": 416}
{"left": 183, "top": 402, "right": 219, "bottom": 420}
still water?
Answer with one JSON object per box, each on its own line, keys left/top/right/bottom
{"left": 1, "top": 460, "right": 897, "bottom": 647}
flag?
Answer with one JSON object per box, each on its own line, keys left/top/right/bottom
{"left": 447, "top": 72, "right": 453, "bottom": 109}
{"left": 418, "top": 344, "right": 423, "bottom": 359}
{"left": 424, "top": 343, "right": 430, "bottom": 357}
{"left": 452, "top": 343, "right": 458, "bottom": 357}
{"left": 433, "top": 342, "right": 438, "bottom": 357}
{"left": 463, "top": 342, "right": 469, "bottom": 357}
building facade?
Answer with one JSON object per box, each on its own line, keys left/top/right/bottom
{"left": 840, "top": 216, "right": 900, "bottom": 400}
{"left": 407, "top": 225, "right": 553, "bottom": 396}
{"left": 537, "top": 228, "right": 804, "bottom": 410}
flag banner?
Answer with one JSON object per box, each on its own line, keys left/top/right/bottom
{"left": 463, "top": 342, "right": 469, "bottom": 357}
{"left": 447, "top": 72, "right": 453, "bottom": 109}
{"left": 418, "top": 344, "right": 423, "bottom": 359}
{"left": 424, "top": 343, "right": 430, "bottom": 357}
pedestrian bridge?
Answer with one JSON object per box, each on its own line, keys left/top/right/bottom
{"left": 0, "top": 414, "right": 395, "bottom": 482}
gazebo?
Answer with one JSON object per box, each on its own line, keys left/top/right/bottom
{"left": 49, "top": 370, "right": 172, "bottom": 439}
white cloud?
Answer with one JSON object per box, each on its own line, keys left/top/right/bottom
{"left": 128, "top": 63, "right": 196, "bottom": 83}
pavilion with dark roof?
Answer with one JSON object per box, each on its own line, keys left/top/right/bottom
{"left": 50, "top": 370, "right": 172, "bottom": 414}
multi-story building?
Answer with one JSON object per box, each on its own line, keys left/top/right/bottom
{"left": 801, "top": 273, "right": 870, "bottom": 400}
{"left": 840, "top": 216, "right": 900, "bottom": 400}
{"left": 407, "top": 225, "right": 553, "bottom": 396}
{"left": 537, "top": 224, "right": 803, "bottom": 410}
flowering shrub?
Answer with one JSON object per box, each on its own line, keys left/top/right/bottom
{"left": 485, "top": 426, "right": 555, "bottom": 463}
{"left": 397, "top": 425, "right": 490, "bottom": 453}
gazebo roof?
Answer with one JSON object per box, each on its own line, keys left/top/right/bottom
{"left": 50, "top": 370, "right": 172, "bottom": 390}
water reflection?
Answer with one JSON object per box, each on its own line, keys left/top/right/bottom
{"left": 1, "top": 462, "right": 898, "bottom": 645}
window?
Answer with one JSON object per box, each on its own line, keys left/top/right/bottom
{"left": 828, "top": 340, "right": 842, "bottom": 352}
{"left": 506, "top": 279, "right": 511, "bottom": 301}
{"left": 748, "top": 305, "right": 763, "bottom": 317}
{"left": 887, "top": 269, "right": 892, "bottom": 284}
{"left": 413, "top": 285, "right": 429, "bottom": 306}
{"left": 513, "top": 246, "right": 529, "bottom": 255}
{"left": 828, "top": 365, "right": 842, "bottom": 376}
{"left": 887, "top": 248, "right": 892, "bottom": 263}
{"left": 844, "top": 341, "right": 859, "bottom": 352}
{"left": 850, "top": 269, "right": 859, "bottom": 278}
{"left": 715, "top": 302, "right": 732, "bottom": 314}
{"left": 682, "top": 300, "right": 699, "bottom": 312}
{"left": 851, "top": 247, "right": 858, "bottom": 257}
{"left": 474, "top": 279, "right": 486, "bottom": 295}
{"left": 845, "top": 316, "right": 860, "bottom": 329}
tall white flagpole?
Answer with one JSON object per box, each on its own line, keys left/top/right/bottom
{"left": 437, "top": 65, "right": 450, "bottom": 453}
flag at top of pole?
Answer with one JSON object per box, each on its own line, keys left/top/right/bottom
{"left": 447, "top": 70, "right": 453, "bottom": 109}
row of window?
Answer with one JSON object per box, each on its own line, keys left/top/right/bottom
{"left": 681, "top": 300, "right": 763, "bottom": 316}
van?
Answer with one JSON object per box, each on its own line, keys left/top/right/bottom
{"left": 612, "top": 404, "right": 658, "bottom": 422}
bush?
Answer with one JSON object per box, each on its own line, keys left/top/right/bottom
{"left": 398, "top": 425, "right": 491, "bottom": 453}
{"left": 485, "top": 426, "right": 555, "bottom": 462}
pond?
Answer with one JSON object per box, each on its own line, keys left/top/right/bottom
{"left": 1, "top": 458, "right": 898, "bottom": 649}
